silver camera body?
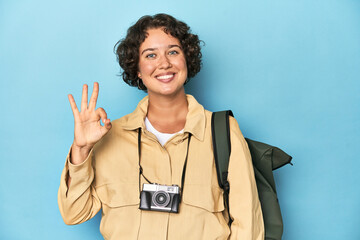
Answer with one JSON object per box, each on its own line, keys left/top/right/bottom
{"left": 139, "top": 183, "right": 181, "bottom": 213}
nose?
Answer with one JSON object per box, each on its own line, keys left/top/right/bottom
{"left": 158, "top": 54, "right": 172, "bottom": 69}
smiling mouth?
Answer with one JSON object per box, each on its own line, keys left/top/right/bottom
{"left": 155, "top": 73, "right": 175, "bottom": 82}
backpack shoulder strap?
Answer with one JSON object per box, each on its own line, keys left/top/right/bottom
{"left": 211, "top": 110, "right": 233, "bottom": 226}
{"left": 211, "top": 110, "right": 233, "bottom": 188}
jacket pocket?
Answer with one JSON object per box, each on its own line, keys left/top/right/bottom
{"left": 182, "top": 184, "right": 225, "bottom": 212}
{"left": 96, "top": 183, "right": 139, "bottom": 208}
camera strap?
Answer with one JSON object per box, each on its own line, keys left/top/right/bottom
{"left": 138, "top": 129, "right": 153, "bottom": 185}
{"left": 137, "top": 128, "right": 192, "bottom": 201}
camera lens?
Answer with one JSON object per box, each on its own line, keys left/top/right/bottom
{"left": 152, "top": 191, "right": 170, "bottom": 207}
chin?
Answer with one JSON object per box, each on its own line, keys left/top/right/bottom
{"left": 155, "top": 86, "right": 184, "bottom": 97}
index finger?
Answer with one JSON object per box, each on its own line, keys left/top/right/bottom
{"left": 68, "top": 94, "right": 80, "bottom": 119}
{"left": 88, "top": 82, "right": 99, "bottom": 110}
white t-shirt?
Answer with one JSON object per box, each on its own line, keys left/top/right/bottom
{"left": 145, "top": 117, "right": 184, "bottom": 146}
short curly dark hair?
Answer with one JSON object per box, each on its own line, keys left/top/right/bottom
{"left": 114, "top": 13, "right": 203, "bottom": 90}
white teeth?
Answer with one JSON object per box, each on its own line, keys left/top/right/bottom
{"left": 156, "top": 74, "right": 174, "bottom": 80}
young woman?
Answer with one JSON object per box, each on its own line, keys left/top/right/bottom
{"left": 58, "top": 14, "right": 264, "bottom": 240}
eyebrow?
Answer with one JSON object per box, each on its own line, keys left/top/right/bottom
{"left": 141, "top": 44, "right": 182, "bottom": 55}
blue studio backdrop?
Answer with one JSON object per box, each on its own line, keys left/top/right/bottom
{"left": 0, "top": 0, "right": 359, "bottom": 239}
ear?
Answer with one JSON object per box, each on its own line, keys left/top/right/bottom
{"left": 137, "top": 72, "right": 142, "bottom": 78}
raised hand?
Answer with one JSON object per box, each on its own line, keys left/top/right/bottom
{"left": 68, "top": 82, "right": 112, "bottom": 164}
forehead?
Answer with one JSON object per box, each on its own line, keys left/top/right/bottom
{"left": 139, "top": 28, "right": 181, "bottom": 50}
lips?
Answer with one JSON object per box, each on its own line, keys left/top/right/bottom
{"left": 155, "top": 73, "right": 175, "bottom": 83}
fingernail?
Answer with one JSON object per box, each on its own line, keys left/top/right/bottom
{"left": 103, "top": 119, "right": 106, "bottom": 123}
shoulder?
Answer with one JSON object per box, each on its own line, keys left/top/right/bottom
{"left": 207, "top": 110, "right": 244, "bottom": 134}
{"left": 229, "top": 115, "right": 245, "bottom": 137}
{"left": 229, "top": 115, "right": 241, "bottom": 132}
{"left": 228, "top": 116, "right": 249, "bottom": 152}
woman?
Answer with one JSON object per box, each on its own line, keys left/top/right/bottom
{"left": 58, "top": 14, "right": 264, "bottom": 240}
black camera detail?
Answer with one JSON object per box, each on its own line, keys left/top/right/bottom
{"left": 139, "top": 183, "right": 181, "bottom": 213}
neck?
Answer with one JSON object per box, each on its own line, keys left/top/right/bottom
{"left": 147, "top": 90, "right": 188, "bottom": 133}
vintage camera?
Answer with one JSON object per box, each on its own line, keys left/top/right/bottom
{"left": 139, "top": 183, "right": 181, "bottom": 213}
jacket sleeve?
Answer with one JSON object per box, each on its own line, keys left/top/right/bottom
{"left": 57, "top": 147, "right": 101, "bottom": 225}
{"left": 227, "top": 117, "right": 264, "bottom": 240}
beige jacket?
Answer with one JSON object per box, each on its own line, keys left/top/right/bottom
{"left": 58, "top": 95, "right": 264, "bottom": 240}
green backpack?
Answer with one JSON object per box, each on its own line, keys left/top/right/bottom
{"left": 211, "top": 111, "right": 292, "bottom": 240}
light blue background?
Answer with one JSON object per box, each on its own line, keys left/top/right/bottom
{"left": 0, "top": 0, "right": 359, "bottom": 239}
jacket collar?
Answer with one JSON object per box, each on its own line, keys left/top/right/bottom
{"left": 122, "top": 94, "right": 206, "bottom": 141}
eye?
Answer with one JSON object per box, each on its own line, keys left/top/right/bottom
{"left": 145, "top": 53, "right": 156, "bottom": 59}
{"left": 168, "top": 50, "right": 179, "bottom": 55}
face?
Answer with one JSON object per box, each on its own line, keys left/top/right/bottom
{"left": 137, "top": 28, "right": 188, "bottom": 97}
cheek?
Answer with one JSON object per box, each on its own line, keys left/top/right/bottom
{"left": 138, "top": 60, "right": 155, "bottom": 76}
{"left": 180, "top": 59, "right": 188, "bottom": 75}
{"left": 174, "top": 56, "right": 187, "bottom": 72}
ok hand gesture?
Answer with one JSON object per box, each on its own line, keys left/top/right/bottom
{"left": 68, "top": 82, "right": 112, "bottom": 164}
